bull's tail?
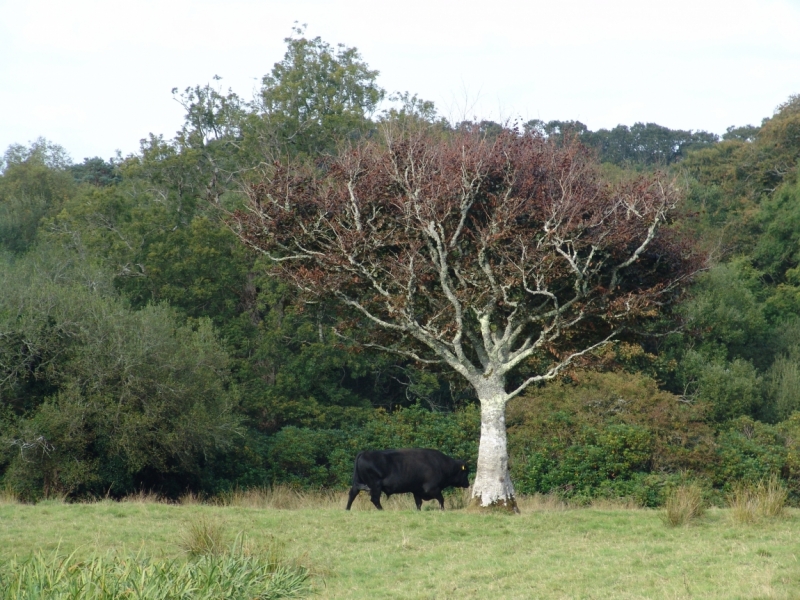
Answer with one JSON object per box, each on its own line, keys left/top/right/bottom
{"left": 351, "top": 451, "right": 364, "bottom": 487}
{"left": 346, "top": 451, "right": 367, "bottom": 510}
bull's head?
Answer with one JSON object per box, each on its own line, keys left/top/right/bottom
{"left": 452, "top": 460, "right": 470, "bottom": 488}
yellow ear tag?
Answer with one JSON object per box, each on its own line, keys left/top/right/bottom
{"left": 462, "top": 465, "right": 466, "bottom": 470}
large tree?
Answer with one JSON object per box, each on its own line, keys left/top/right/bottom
{"left": 255, "top": 26, "right": 384, "bottom": 158}
{"left": 232, "top": 126, "right": 696, "bottom": 509}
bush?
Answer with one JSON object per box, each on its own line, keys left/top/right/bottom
{"left": 244, "top": 373, "right": 800, "bottom": 508}
{"left": 776, "top": 413, "right": 800, "bottom": 499}
{"left": 261, "top": 404, "right": 480, "bottom": 489}
{"left": 691, "top": 355, "right": 763, "bottom": 423}
{"left": 506, "top": 371, "right": 715, "bottom": 504}
{"left": 0, "top": 250, "right": 242, "bottom": 500}
{"left": 512, "top": 423, "right": 653, "bottom": 497}
{"left": 766, "top": 352, "right": 800, "bottom": 421}
{"left": 714, "top": 417, "right": 787, "bottom": 491}
{"left": 266, "top": 428, "right": 349, "bottom": 488}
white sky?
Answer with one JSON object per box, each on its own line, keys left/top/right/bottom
{"left": 1, "top": 0, "right": 799, "bottom": 162}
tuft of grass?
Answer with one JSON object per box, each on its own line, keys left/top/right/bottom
{"left": 121, "top": 490, "right": 162, "bottom": 504}
{"left": 516, "top": 493, "right": 566, "bottom": 512}
{"left": 180, "top": 516, "right": 228, "bottom": 557}
{"left": 589, "top": 497, "right": 642, "bottom": 510}
{"left": 728, "top": 475, "right": 788, "bottom": 524}
{"left": 218, "top": 487, "right": 342, "bottom": 510}
{"left": 663, "top": 483, "right": 705, "bottom": 527}
{"left": 729, "top": 482, "right": 760, "bottom": 524}
{"left": 760, "top": 474, "right": 788, "bottom": 518}
{"left": 444, "top": 487, "right": 471, "bottom": 510}
{"left": 0, "top": 486, "right": 19, "bottom": 505}
{"left": 0, "top": 546, "right": 311, "bottom": 600}
{"left": 217, "top": 486, "right": 441, "bottom": 511}
{"left": 178, "top": 491, "right": 203, "bottom": 505}
{"left": 36, "top": 491, "right": 68, "bottom": 505}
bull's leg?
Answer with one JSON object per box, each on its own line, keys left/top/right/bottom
{"left": 370, "top": 484, "right": 383, "bottom": 510}
{"left": 435, "top": 492, "right": 445, "bottom": 510}
{"left": 413, "top": 493, "right": 423, "bottom": 511}
{"left": 345, "top": 487, "right": 360, "bottom": 510}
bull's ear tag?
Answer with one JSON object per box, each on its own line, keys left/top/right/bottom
{"left": 462, "top": 465, "right": 466, "bottom": 470}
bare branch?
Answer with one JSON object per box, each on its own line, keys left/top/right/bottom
{"left": 505, "top": 330, "right": 620, "bottom": 401}
{"left": 332, "top": 329, "right": 443, "bottom": 365}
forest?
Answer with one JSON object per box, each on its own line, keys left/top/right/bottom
{"left": 2, "top": 30, "right": 800, "bottom": 506}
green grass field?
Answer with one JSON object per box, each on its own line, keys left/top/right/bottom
{"left": 2, "top": 492, "right": 800, "bottom": 599}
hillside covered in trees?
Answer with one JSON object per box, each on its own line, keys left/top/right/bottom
{"left": 2, "top": 30, "right": 800, "bottom": 505}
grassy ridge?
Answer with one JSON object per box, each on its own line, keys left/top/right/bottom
{"left": 1, "top": 494, "right": 800, "bottom": 599}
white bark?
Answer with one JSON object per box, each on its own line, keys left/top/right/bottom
{"left": 471, "top": 380, "right": 516, "bottom": 508}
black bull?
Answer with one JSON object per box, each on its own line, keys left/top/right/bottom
{"left": 345, "top": 448, "right": 470, "bottom": 510}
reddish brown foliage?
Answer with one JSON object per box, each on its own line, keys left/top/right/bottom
{"left": 232, "top": 126, "right": 698, "bottom": 390}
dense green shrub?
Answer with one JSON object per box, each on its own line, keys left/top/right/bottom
{"left": 0, "top": 250, "right": 241, "bottom": 500}
{"left": 502, "top": 372, "right": 800, "bottom": 505}
{"left": 266, "top": 428, "right": 350, "bottom": 488}
{"left": 714, "top": 417, "right": 787, "bottom": 492}
{"left": 776, "top": 413, "right": 800, "bottom": 500}
{"left": 710, "top": 414, "right": 800, "bottom": 503}
{"left": 259, "top": 404, "right": 480, "bottom": 489}
{"left": 512, "top": 423, "right": 654, "bottom": 499}
{"left": 506, "top": 371, "right": 716, "bottom": 503}
{"left": 248, "top": 373, "right": 800, "bottom": 507}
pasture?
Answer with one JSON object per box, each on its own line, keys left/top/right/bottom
{"left": 1, "top": 491, "right": 800, "bottom": 599}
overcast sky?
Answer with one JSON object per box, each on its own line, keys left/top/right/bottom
{"left": 1, "top": 0, "right": 799, "bottom": 162}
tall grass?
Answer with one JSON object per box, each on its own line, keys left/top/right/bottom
{"left": 215, "top": 487, "right": 342, "bottom": 510}
{"left": 178, "top": 492, "right": 204, "bottom": 505}
{"left": 122, "top": 490, "right": 163, "bottom": 504}
{"left": 180, "top": 517, "right": 228, "bottom": 557}
{"left": 587, "top": 497, "right": 642, "bottom": 510}
{"left": 663, "top": 484, "right": 705, "bottom": 527}
{"left": 0, "top": 486, "right": 19, "bottom": 505}
{"left": 182, "top": 487, "right": 636, "bottom": 512}
{"left": 728, "top": 475, "right": 788, "bottom": 524}
{"left": 0, "top": 545, "right": 311, "bottom": 600}
{"left": 212, "top": 486, "right": 456, "bottom": 511}
{"left": 517, "top": 493, "right": 569, "bottom": 512}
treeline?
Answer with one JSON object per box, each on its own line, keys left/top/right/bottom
{"left": 1, "top": 28, "right": 800, "bottom": 504}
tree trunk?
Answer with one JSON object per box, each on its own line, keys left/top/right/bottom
{"left": 470, "top": 383, "right": 518, "bottom": 512}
